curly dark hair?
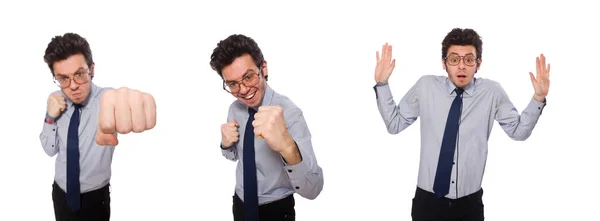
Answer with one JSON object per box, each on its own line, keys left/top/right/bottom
{"left": 441, "top": 28, "right": 483, "bottom": 61}
{"left": 210, "top": 34, "right": 266, "bottom": 80}
{"left": 43, "top": 33, "right": 94, "bottom": 76}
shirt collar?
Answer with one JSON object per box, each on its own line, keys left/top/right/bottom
{"left": 445, "top": 77, "right": 476, "bottom": 96}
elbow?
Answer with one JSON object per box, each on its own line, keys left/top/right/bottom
{"left": 387, "top": 127, "right": 400, "bottom": 135}
{"left": 512, "top": 133, "right": 531, "bottom": 141}
{"left": 43, "top": 147, "right": 57, "bottom": 157}
{"left": 303, "top": 181, "right": 324, "bottom": 200}
{"left": 385, "top": 122, "right": 402, "bottom": 135}
{"left": 508, "top": 130, "right": 532, "bottom": 141}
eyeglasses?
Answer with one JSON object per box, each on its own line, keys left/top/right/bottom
{"left": 53, "top": 69, "right": 90, "bottom": 88}
{"left": 223, "top": 70, "right": 261, "bottom": 94}
{"left": 444, "top": 54, "right": 478, "bottom": 66}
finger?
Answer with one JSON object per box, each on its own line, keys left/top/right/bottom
{"left": 541, "top": 54, "right": 546, "bottom": 73}
{"left": 231, "top": 119, "right": 238, "bottom": 127}
{"left": 129, "top": 90, "right": 146, "bottom": 133}
{"left": 391, "top": 59, "right": 396, "bottom": 70}
{"left": 115, "top": 88, "right": 132, "bottom": 134}
{"left": 99, "top": 89, "right": 116, "bottom": 134}
{"left": 376, "top": 51, "right": 380, "bottom": 63}
{"left": 226, "top": 125, "right": 238, "bottom": 133}
{"left": 142, "top": 93, "right": 157, "bottom": 130}
{"left": 54, "top": 94, "right": 66, "bottom": 102}
{"left": 230, "top": 135, "right": 239, "bottom": 143}
{"left": 535, "top": 56, "right": 541, "bottom": 80}
{"left": 253, "top": 127, "right": 264, "bottom": 139}
{"left": 96, "top": 128, "right": 119, "bottom": 146}
{"left": 387, "top": 44, "right": 393, "bottom": 63}
{"left": 381, "top": 43, "right": 386, "bottom": 61}
{"left": 529, "top": 72, "right": 536, "bottom": 87}
{"left": 546, "top": 63, "right": 551, "bottom": 79}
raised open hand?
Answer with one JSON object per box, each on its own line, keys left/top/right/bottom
{"left": 374, "top": 43, "right": 396, "bottom": 83}
{"left": 529, "top": 54, "right": 550, "bottom": 102}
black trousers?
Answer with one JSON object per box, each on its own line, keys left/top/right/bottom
{"left": 411, "top": 187, "right": 484, "bottom": 221}
{"left": 52, "top": 182, "right": 111, "bottom": 221}
{"left": 233, "top": 193, "right": 295, "bottom": 221}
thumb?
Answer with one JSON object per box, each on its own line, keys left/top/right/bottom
{"left": 232, "top": 119, "right": 239, "bottom": 127}
{"left": 96, "top": 128, "right": 119, "bottom": 146}
{"left": 529, "top": 72, "right": 536, "bottom": 86}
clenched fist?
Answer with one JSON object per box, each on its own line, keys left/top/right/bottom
{"left": 221, "top": 119, "right": 239, "bottom": 148}
{"left": 252, "top": 106, "right": 294, "bottom": 153}
{"left": 95, "top": 87, "right": 157, "bottom": 146}
{"left": 47, "top": 93, "right": 67, "bottom": 118}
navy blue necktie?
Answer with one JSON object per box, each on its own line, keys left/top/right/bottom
{"left": 243, "top": 108, "right": 259, "bottom": 221}
{"left": 67, "top": 104, "right": 82, "bottom": 211}
{"left": 433, "top": 88, "right": 464, "bottom": 198}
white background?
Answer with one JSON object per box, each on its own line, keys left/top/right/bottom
{"left": 1, "top": 0, "right": 598, "bottom": 220}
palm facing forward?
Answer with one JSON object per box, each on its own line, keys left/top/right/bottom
{"left": 375, "top": 43, "right": 396, "bottom": 83}
{"left": 530, "top": 54, "right": 551, "bottom": 102}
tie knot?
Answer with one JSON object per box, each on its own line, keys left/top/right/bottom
{"left": 455, "top": 88, "right": 464, "bottom": 96}
{"left": 73, "top": 104, "right": 84, "bottom": 109}
{"left": 248, "top": 107, "right": 256, "bottom": 115}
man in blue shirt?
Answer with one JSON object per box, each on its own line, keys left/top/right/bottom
{"left": 210, "top": 34, "right": 324, "bottom": 221}
{"left": 40, "top": 32, "right": 157, "bottom": 221}
{"left": 373, "top": 28, "right": 550, "bottom": 220}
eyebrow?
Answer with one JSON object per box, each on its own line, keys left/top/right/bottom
{"left": 225, "top": 69, "right": 255, "bottom": 83}
{"left": 55, "top": 68, "right": 87, "bottom": 77}
{"left": 448, "top": 52, "right": 475, "bottom": 56}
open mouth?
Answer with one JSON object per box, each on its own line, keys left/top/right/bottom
{"left": 242, "top": 92, "right": 255, "bottom": 100}
{"left": 457, "top": 75, "right": 467, "bottom": 80}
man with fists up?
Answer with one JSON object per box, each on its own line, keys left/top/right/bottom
{"left": 212, "top": 34, "right": 323, "bottom": 221}
{"left": 39, "top": 33, "right": 156, "bottom": 221}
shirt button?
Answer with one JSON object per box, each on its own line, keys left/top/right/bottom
{"left": 452, "top": 162, "right": 455, "bottom": 165}
{"left": 52, "top": 129, "right": 55, "bottom": 131}
{"left": 52, "top": 145, "right": 54, "bottom": 147}
{"left": 288, "top": 170, "right": 292, "bottom": 173}
{"left": 295, "top": 186, "right": 300, "bottom": 190}
{"left": 452, "top": 181, "right": 455, "bottom": 184}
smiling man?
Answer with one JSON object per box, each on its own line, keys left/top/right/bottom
{"left": 40, "top": 33, "right": 157, "bottom": 221}
{"left": 372, "top": 28, "right": 550, "bottom": 220}
{"left": 210, "top": 34, "right": 324, "bottom": 221}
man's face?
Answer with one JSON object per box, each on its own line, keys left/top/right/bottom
{"left": 442, "top": 45, "right": 481, "bottom": 88}
{"left": 221, "top": 54, "right": 268, "bottom": 108}
{"left": 52, "top": 54, "right": 93, "bottom": 104}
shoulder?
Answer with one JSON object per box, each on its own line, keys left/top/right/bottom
{"left": 48, "top": 90, "right": 63, "bottom": 96}
{"left": 270, "top": 91, "right": 305, "bottom": 122}
{"left": 474, "top": 77, "right": 503, "bottom": 91}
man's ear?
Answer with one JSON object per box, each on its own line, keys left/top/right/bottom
{"left": 441, "top": 58, "right": 447, "bottom": 71}
{"left": 261, "top": 60, "right": 268, "bottom": 81}
{"left": 475, "top": 59, "right": 482, "bottom": 73}
{"left": 90, "top": 62, "right": 95, "bottom": 79}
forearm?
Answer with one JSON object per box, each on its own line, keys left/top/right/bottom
{"left": 283, "top": 140, "right": 323, "bottom": 200}
{"left": 500, "top": 98, "right": 547, "bottom": 140}
{"left": 40, "top": 121, "right": 59, "bottom": 156}
{"left": 375, "top": 83, "right": 417, "bottom": 134}
{"left": 220, "top": 143, "right": 238, "bottom": 161}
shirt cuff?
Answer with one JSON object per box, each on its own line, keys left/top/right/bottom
{"left": 44, "top": 112, "right": 56, "bottom": 124}
{"left": 373, "top": 83, "right": 392, "bottom": 100}
{"left": 220, "top": 143, "right": 234, "bottom": 150}
{"left": 43, "top": 121, "right": 58, "bottom": 134}
{"left": 283, "top": 157, "right": 311, "bottom": 184}
{"left": 527, "top": 97, "right": 547, "bottom": 114}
